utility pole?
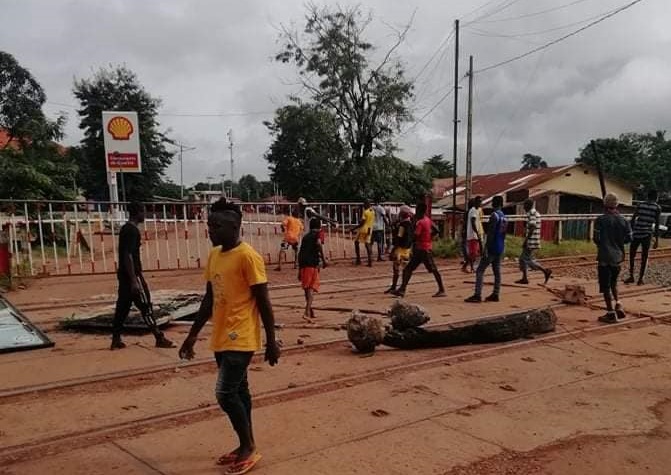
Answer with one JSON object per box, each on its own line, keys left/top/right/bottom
{"left": 465, "top": 55, "right": 474, "bottom": 209}
{"left": 227, "top": 129, "right": 234, "bottom": 198}
{"left": 177, "top": 142, "right": 196, "bottom": 200}
{"left": 451, "top": 19, "right": 460, "bottom": 238}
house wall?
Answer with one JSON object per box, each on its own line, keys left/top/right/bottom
{"left": 536, "top": 166, "right": 633, "bottom": 205}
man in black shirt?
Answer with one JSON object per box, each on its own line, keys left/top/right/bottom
{"left": 384, "top": 205, "right": 413, "bottom": 294}
{"left": 111, "top": 202, "right": 174, "bottom": 350}
{"left": 297, "top": 218, "right": 327, "bottom": 321}
{"left": 594, "top": 193, "right": 632, "bottom": 324}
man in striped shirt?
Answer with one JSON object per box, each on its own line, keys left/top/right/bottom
{"left": 625, "top": 190, "right": 661, "bottom": 285}
{"left": 515, "top": 199, "right": 552, "bottom": 285}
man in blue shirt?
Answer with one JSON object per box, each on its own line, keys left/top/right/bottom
{"left": 465, "top": 195, "right": 507, "bottom": 303}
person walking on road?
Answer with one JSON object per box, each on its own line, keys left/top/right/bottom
{"left": 384, "top": 205, "right": 413, "bottom": 294}
{"left": 391, "top": 202, "right": 445, "bottom": 298}
{"left": 372, "top": 200, "right": 389, "bottom": 261}
{"left": 465, "top": 195, "right": 507, "bottom": 303}
{"left": 625, "top": 189, "right": 661, "bottom": 286}
{"left": 179, "top": 201, "right": 281, "bottom": 474}
{"left": 111, "top": 202, "right": 174, "bottom": 350}
{"left": 352, "top": 199, "right": 375, "bottom": 267}
{"left": 515, "top": 199, "right": 552, "bottom": 285}
{"left": 275, "top": 209, "right": 303, "bottom": 271}
{"left": 594, "top": 193, "right": 632, "bottom": 323}
{"left": 463, "top": 196, "right": 484, "bottom": 273}
{"left": 298, "top": 218, "right": 328, "bottom": 321}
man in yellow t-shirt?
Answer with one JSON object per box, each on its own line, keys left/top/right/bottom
{"left": 179, "top": 199, "right": 280, "bottom": 474}
{"left": 352, "top": 199, "right": 375, "bottom": 267}
{"left": 275, "top": 209, "right": 304, "bottom": 271}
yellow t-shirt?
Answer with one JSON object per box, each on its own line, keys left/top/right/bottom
{"left": 204, "top": 242, "right": 267, "bottom": 352}
{"left": 360, "top": 208, "right": 375, "bottom": 234}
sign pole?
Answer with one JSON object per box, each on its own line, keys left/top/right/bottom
{"left": 119, "top": 169, "right": 127, "bottom": 203}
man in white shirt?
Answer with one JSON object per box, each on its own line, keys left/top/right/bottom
{"left": 463, "top": 196, "right": 483, "bottom": 272}
{"left": 515, "top": 199, "right": 552, "bottom": 285}
{"left": 372, "top": 200, "right": 389, "bottom": 261}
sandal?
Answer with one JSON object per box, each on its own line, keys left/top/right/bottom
{"left": 216, "top": 450, "right": 239, "bottom": 466}
{"left": 225, "top": 453, "right": 262, "bottom": 475}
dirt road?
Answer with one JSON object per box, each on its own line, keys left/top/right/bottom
{"left": 1, "top": 256, "right": 670, "bottom": 474}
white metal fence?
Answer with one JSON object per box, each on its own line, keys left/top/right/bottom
{"left": 0, "top": 199, "right": 621, "bottom": 277}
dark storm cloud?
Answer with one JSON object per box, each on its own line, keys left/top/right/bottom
{"left": 1, "top": 0, "right": 668, "bottom": 185}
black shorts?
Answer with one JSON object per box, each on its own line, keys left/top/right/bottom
{"left": 406, "top": 249, "right": 438, "bottom": 274}
{"left": 598, "top": 265, "right": 620, "bottom": 294}
{"left": 281, "top": 241, "right": 299, "bottom": 251}
{"left": 372, "top": 230, "right": 385, "bottom": 245}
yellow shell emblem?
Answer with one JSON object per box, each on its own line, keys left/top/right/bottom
{"left": 107, "top": 116, "right": 134, "bottom": 140}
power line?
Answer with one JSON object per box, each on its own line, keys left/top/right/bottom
{"left": 475, "top": 0, "right": 645, "bottom": 74}
{"left": 400, "top": 88, "right": 455, "bottom": 136}
{"left": 464, "top": 0, "right": 528, "bottom": 26}
{"left": 465, "top": 7, "right": 618, "bottom": 39}
{"left": 459, "top": 0, "right": 505, "bottom": 21}
{"left": 475, "top": 0, "right": 592, "bottom": 23}
{"left": 45, "top": 101, "right": 273, "bottom": 118}
{"left": 412, "top": 28, "right": 456, "bottom": 81}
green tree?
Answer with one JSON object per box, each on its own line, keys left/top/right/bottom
{"left": 276, "top": 4, "right": 414, "bottom": 192}
{"left": 265, "top": 103, "right": 346, "bottom": 200}
{"left": 361, "top": 154, "right": 431, "bottom": 202}
{"left": 238, "top": 174, "right": 261, "bottom": 201}
{"left": 422, "top": 154, "right": 454, "bottom": 179}
{"left": 520, "top": 153, "right": 547, "bottom": 170}
{"left": 73, "top": 65, "right": 173, "bottom": 201}
{"left": 153, "top": 179, "right": 182, "bottom": 200}
{"left": 0, "top": 51, "right": 76, "bottom": 200}
{"left": 576, "top": 132, "right": 671, "bottom": 197}
{"left": 0, "top": 51, "right": 66, "bottom": 146}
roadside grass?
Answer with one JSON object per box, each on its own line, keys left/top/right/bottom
{"left": 433, "top": 236, "right": 596, "bottom": 260}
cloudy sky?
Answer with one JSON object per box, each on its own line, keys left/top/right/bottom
{"left": 2, "top": 0, "right": 668, "bottom": 187}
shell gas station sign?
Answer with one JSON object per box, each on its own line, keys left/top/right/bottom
{"left": 102, "top": 111, "right": 142, "bottom": 173}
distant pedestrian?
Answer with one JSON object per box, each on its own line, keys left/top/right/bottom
{"left": 515, "top": 199, "right": 552, "bottom": 285}
{"left": 298, "top": 218, "right": 328, "bottom": 321}
{"left": 625, "top": 189, "right": 661, "bottom": 285}
{"left": 296, "top": 198, "right": 337, "bottom": 235}
{"left": 352, "top": 199, "right": 375, "bottom": 266}
{"left": 111, "top": 202, "right": 174, "bottom": 350}
{"left": 462, "top": 196, "right": 484, "bottom": 273}
{"left": 372, "top": 200, "right": 390, "bottom": 261}
{"left": 384, "top": 205, "right": 413, "bottom": 294}
{"left": 465, "top": 195, "right": 507, "bottom": 303}
{"left": 392, "top": 202, "right": 445, "bottom": 298}
{"left": 594, "top": 193, "right": 632, "bottom": 323}
{"left": 275, "top": 209, "right": 303, "bottom": 271}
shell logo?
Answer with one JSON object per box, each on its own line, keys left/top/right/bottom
{"left": 107, "top": 116, "right": 134, "bottom": 140}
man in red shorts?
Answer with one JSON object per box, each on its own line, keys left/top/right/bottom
{"left": 298, "top": 218, "right": 328, "bottom": 321}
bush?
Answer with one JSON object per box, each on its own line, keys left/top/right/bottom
{"left": 504, "top": 236, "right": 596, "bottom": 259}
{"left": 432, "top": 238, "right": 460, "bottom": 258}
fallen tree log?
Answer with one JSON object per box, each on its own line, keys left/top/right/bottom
{"left": 382, "top": 308, "right": 557, "bottom": 350}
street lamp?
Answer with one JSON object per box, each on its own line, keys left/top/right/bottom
{"left": 177, "top": 143, "right": 196, "bottom": 200}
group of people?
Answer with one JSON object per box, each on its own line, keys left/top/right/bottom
{"left": 108, "top": 190, "right": 661, "bottom": 474}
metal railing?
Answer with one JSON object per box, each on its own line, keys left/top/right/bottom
{"left": 0, "top": 200, "right": 399, "bottom": 277}
{"left": 0, "top": 199, "right": 623, "bottom": 277}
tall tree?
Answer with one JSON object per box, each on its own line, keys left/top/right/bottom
{"left": 265, "top": 103, "right": 346, "bottom": 200}
{"left": 577, "top": 132, "right": 671, "bottom": 197}
{"left": 0, "top": 51, "right": 75, "bottom": 200}
{"left": 238, "top": 174, "right": 261, "bottom": 201}
{"left": 0, "top": 51, "right": 66, "bottom": 147}
{"left": 520, "top": 153, "right": 547, "bottom": 170}
{"left": 73, "top": 66, "right": 173, "bottom": 201}
{"left": 423, "top": 154, "right": 453, "bottom": 179}
{"left": 275, "top": 4, "right": 414, "bottom": 191}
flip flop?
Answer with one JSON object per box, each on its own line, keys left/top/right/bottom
{"left": 216, "top": 450, "right": 239, "bottom": 466}
{"left": 225, "top": 453, "right": 262, "bottom": 475}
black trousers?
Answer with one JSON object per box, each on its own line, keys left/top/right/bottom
{"left": 629, "top": 235, "right": 652, "bottom": 278}
{"left": 112, "top": 274, "right": 155, "bottom": 337}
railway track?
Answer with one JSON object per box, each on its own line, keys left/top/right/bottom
{"left": 1, "top": 311, "right": 665, "bottom": 468}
